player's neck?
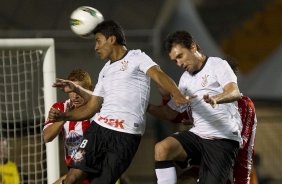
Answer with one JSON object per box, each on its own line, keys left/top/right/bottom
{"left": 110, "top": 46, "right": 128, "bottom": 62}
{"left": 200, "top": 55, "right": 207, "bottom": 66}
{"left": 192, "top": 54, "right": 207, "bottom": 75}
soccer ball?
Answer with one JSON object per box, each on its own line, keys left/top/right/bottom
{"left": 70, "top": 6, "right": 104, "bottom": 38}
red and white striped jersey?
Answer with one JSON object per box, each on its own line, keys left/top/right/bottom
{"left": 43, "top": 100, "right": 91, "bottom": 166}
{"left": 233, "top": 96, "right": 257, "bottom": 184}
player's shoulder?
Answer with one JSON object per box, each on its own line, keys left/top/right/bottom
{"left": 52, "top": 100, "right": 68, "bottom": 106}
{"left": 127, "top": 49, "right": 150, "bottom": 58}
{"left": 178, "top": 72, "right": 191, "bottom": 85}
{"left": 99, "top": 61, "right": 112, "bottom": 75}
{"left": 128, "top": 49, "right": 142, "bottom": 55}
{"left": 52, "top": 100, "right": 69, "bottom": 111}
{"left": 180, "top": 71, "right": 191, "bottom": 79}
{"left": 207, "top": 57, "right": 227, "bottom": 65}
{"left": 205, "top": 57, "right": 232, "bottom": 74}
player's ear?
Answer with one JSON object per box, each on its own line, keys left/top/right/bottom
{"left": 108, "top": 35, "right": 116, "bottom": 45}
{"left": 191, "top": 42, "right": 197, "bottom": 52}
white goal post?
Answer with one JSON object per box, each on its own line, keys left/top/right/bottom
{"left": 0, "top": 38, "right": 59, "bottom": 184}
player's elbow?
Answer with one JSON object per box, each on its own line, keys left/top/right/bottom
{"left": 224, "top": 82, "right": 241, "bottom": 101}
{"left": 233, "top": 89, "right": 241, "bottom": 101}
{"left": 158, "top": 107, "right": 178, "bottom": 121}
{"left": 43, "top": 135, "right": 51, "bottom": 143}
{"left": 43, "top": 132, "right": 54, "bottom": 143}
{"left": 43, "top": 136, "right": 50, "bottom": 143}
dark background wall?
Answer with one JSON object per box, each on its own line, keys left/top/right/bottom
{"left": 0, "top": 0, "right": 281, "bottom": 183}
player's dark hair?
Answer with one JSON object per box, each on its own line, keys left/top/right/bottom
{"left": 224, "top": 57, "right": 239, "bottom": 76}
{"left": 164, "top": 31, "right": 201, "bottom": 53}
{"left": 67, "top": 69, "right": 93, "bottom": 90}
{"left": 93, "top": 20, "right": 126, "bottom": 46}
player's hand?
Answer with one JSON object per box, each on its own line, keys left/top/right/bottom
{"left": 203, "top": 94, "right": 217, "bottom": 108}
{"left": 52, "top": 79, "right": 78, "bottom": 93}
{"left": 48, "top": 107, "right": 66, "bottom": 122}
{"left": 181, "top": 118, "right": 193, "bottom": 125}
{"left": 173, "top": 95, "right": 197, "bottom": 106}
{"left": 66, "top": 102, "right": 75, "bottom": 112}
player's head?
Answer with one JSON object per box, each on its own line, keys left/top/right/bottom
{"left": 93, "top": 20, "right": 126, "bottom": 60}
{"left": 67, "top": 69, "right": 93, "bottom": 108}
{"left": 165, "top": 31, "right": 195, "bottom": 53}
{"left": 164, "top": 31, "right": 204, "bottom": 73}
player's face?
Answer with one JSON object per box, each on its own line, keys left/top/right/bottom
{"left": 68, "top": 81, "right": 87, "bottom": 108}
{"left": 169, "top": 44, "right": 200, "bottom": 73}
{"left": 94, "top": 33, "right": 113, "bottom": 60}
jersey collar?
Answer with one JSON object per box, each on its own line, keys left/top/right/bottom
{"left": 110, "top": 50, "right": 129, "bottom": 64}
{"left": 192, "top": 56, "right": 208, "bottom": 75}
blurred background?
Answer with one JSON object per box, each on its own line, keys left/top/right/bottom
{"left": 0, "top": 0, "right": 281, "bottom": 183}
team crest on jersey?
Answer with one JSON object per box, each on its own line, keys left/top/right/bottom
{"left": 72, "top": 149, "right": 85, "bottom": 163}
{"left": 201, "top": 74, "right": 209, "bottom": 87}
{"left": 120, "top": 60, "right": 129, "bottom": 71}
{"left": 65, "top": 130, "right": 83, "bottom": 157}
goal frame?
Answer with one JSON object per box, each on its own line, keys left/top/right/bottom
{"left": 0, "top": 38, "right": 59, "bottom": 184}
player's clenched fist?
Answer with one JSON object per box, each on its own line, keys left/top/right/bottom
{"left": 48, "top": 107, "right": 66, "bottom": 122}
{"left": 203, "top": 94, "right": 217, "bottom": 108}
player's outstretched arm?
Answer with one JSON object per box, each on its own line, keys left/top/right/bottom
{"left": 147, "top": 66, "right": 191, "bottom": 106}
{"left": 43, "top": 102, "right": 74, "bottom": 143}
{"left": 53, "top": 78, "right": 93, "bottom": 101}
{"left": 147, "top": 103, "right": 178, "bottom": 121}
{"left": 43, "top": 120, "right": 64, "bottom": 143}
{"left": 48, "top": 95, "right": 103, "bottom": 122}
{"left": 155, "top": 83, "right": 170, "bottom": 101}
{"left": 203, "top": 82, "right": 240, "bottom": 108}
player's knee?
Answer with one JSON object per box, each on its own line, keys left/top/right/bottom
{"left": 63, "top": 176, "right": 75, "bottom": 184}
{"left": 155, "top": 142, "right": 170, "bottom": 160}
{"left": 64, "top": 170, "right": 82, "bottom": 184}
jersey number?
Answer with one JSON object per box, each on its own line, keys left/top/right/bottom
{"left": 80, "top": 139, "right": 88, "bottom": 148}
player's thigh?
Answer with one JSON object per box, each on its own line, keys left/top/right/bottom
{"left": 200, "top": 139, "right": 239, "bottom": 184}
{"left": 155, "top": 136, "right": 187, "bottom": 161}
{"left": 170, "top": 131, "right": 202, "bottom": 162}
{"left": 91, "top": 152, "right": 130, "bottom": 184}
{"left": 64, "top": 168, "right": 87, "bottom": 184}
{"left": 92, "top": 129, "right": 141, "bottom": 184}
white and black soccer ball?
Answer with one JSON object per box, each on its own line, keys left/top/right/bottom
{"left": 70, "top": 6, "right": 104, "bottom": 38}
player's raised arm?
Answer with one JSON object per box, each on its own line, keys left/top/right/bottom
{"left": 53, "top": 78, "right": 93, "bottom": 102}
{"left": 146, "top": 65, "right": 191, "bottom": 106}
{"left": 48, "top": 95, "right": 103, "bottom": 122}
{"left": 43, "top": 119, "right": 65, "bottom": 143}
{"left": 43, "top": 102, "right": 74, "bottom": 143}
{"left": 203, "top": 82, "right": 240, "bottom": 108}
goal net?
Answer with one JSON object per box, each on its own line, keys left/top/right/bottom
{"left": 0, "top": 39, "right": 59, "bottom": 184}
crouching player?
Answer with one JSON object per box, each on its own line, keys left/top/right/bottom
{"left": 43, "top": 69, "right": 93, "bottom": 184}
{"left": 158, "top": 91, "right": 258, "bottom": 184}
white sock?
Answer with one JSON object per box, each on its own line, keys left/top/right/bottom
{"left": 155, "top": 167, "right": 177, "bottom": 184}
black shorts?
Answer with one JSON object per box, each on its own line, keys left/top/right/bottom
{"left": 171, "top": 131, "right": 239, "bottom": 184}
{"left": 69, "top": 122, "right": 141, "bottom": 184}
